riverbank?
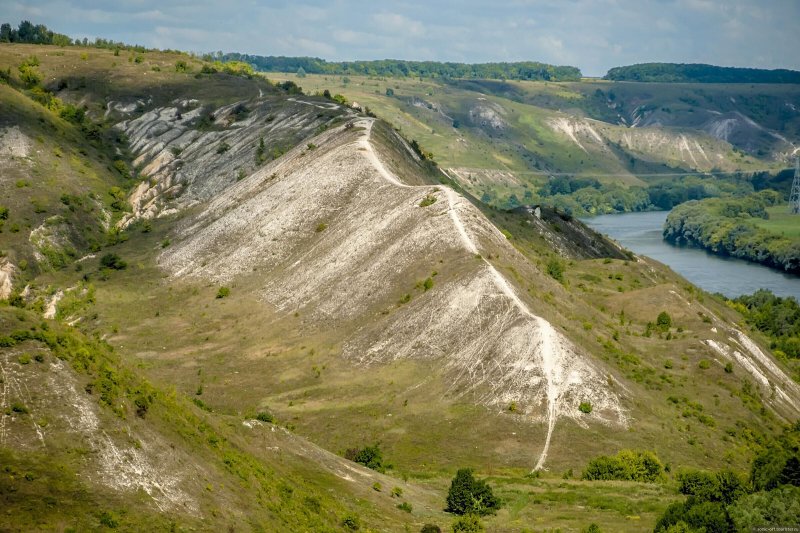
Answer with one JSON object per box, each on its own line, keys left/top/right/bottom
{"left": 584, "top": 211, "right": 800, "bottom": 299}
{"left": 662, "top": 194, "right": 800, "bottom": 276}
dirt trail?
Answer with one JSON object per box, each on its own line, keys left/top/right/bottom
{"left": 358, "top": 118, "right": 562, "bottom": 470}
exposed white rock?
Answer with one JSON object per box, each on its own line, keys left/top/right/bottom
{"left": 159, "top": 116, "right": 627, "bottom": 470}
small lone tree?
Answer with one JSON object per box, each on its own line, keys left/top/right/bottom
{"left": 445, "top": 469, "right": 500, "bottom": 516}
{"left": 656, "top": 311, "right": 672, "bottom": 330}
{"left": 345, "top": 443, "right": 386, "bottom": 472}
{"left": 296, "top": 67, "right": 307, "bottom": 78}
{"left": 100, "top": 253, "right": 127, "bottom": 270}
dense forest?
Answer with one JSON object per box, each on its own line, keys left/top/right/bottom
{"left": 1, "top": 20, "right": 165, "bottom": 52}
{"left": 510, "top": 174, "right": 760, "bottom": 217}
{"left": 217, "top": 53, "right": 583, "bottom": 81}
{"left": 477, "top": 169, "right": 796, "bottom": 217}
{"left": 604, "top": 63, "right": 800, "bottom": 84}
{"left": 663, "top": 191, "right": 800, "bottom": 274}
{"left": 651, "top": 422, "right": 800, "bottom": 532}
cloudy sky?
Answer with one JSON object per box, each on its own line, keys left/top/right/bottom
{"left": 2, "top": 0, "right": 798, "bottom": 76}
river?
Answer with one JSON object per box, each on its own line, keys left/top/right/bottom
{"left": 583, "top": 211, "right": 800, "bottom": 300}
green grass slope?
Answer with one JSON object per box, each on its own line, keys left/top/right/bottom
{"left": 271, "top": 72, "right": 798, "bottom": 213}
{"left": 1, "top": 43, "right": 798, "bottom": 532}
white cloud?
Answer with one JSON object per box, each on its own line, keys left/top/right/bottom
{"left": 2, "top": 0, "right": 798, "bottom": 76}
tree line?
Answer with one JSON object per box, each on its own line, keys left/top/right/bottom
{"left": 217, "top": 52, "right": 582, "bottom": 81}
{"left": 604, "top": 62, "right": 800, "bottom": 84}
{"left": 488, "top": 173, "right": 760, "bottom": 216}
{"left": 1, "top": 20, "right": 171, "bottom": 53}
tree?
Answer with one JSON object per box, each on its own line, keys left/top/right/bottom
{"left": 296, "top": 67, "right": 307, "bottom": 78}
{"left": 780, "top": 456, "right": 800, "bottom": 486}
{"left": 656, "top": 311, "right": 672, "bottom": 330}
{"left": 445, "top": 469, "right": 500, "bottom": 516}
{"left": 100, "top": 253, "right": 127, "bottom": 270}
{"left": 345, "top": 443, "right": 386, "bottom": 472}
{"left": 728, "top": 486, "right": 800, "bottom": 530}
{"left": 255, "top": 137, "right": 266, "bottom": 165}
{"left": 0, "top": 23, "right": 11, "bottom": 42}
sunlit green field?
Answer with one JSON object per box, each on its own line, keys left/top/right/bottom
{"left": 754, "top": 205, "right": 800, "bottom": 238}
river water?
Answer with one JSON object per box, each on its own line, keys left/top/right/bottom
{"left": 583, "top": 211, "right": 800, "bottom": 300}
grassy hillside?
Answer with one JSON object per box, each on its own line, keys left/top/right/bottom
{"left": 267, "top": 71, "right": 799, "bottom": 218}
{"left": 1, "top": 42, "right": 799, "bottom": 532}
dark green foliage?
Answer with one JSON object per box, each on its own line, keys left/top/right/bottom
{"left": 344, "top": 444, "right": 386, "bottom": 472}
{"left": 219, "top": 53, "right": 582, "bottom": 81}
{"left": 108, "top": 187, "right": 127, "bottom": 211}
{"left": 174, "top": 60, "right": 189, "bottom": 73}
{"left": 578, "top": 402, "right": 592, "bottom": 414}
{"left": 255, "top": 411, "right": 274, "bottom": 423}
{"left": 729, "top": 289, "right": 800, "bottom": 358}
{"left": 781, "top": 456, "right": 800, "bottom": 486}
{"left": 255, "top": 137, "right": 266, "bottom": 165}
{"left": 663, "top": 191, "right": 798, "bottom": 274}
{"left": 341, "top": 514, "right": 360, "bottom": 530}
{"left": 445, "top": 468, "right": 500, "bottom": 516}
{"left": 99, "top": 253, "right": 127, "bottom": 270}
{"left": 216, "top": 287, "right": 230, "bottom": 299}
{"left": 537, "top": 174, "right": 752, "bottom": 216}
{"left": 99, "top": 511, "right": 119, "bottom": 528}
{"left": 546, "top": 258, "right": 565, "bottom": 282}
{"left": 194, "top": 106, "right": 217, "bottom": 130}
{"left": 0, "top": 21, "right": 72, "bottom": 45}
{"left": 416, "top": 277, "right": 434, "bottom": 291}
{"left": 420, "top": 525, "right": 441, "bottom": 533}
{"left": 728, "top": 485, "right": 800, "bottom": 530}
{"left": 451, "top": 514, "right": 484, "bottom": 532}
{"left": 231, "top": 103, "right": 249, "bottom": 121}
{"left": 112, "top": 160, "right": 130, "bottom": 179}
{"left": 410, "top": 139, "right": 425, "bottom": 159}
{"left": 133, "top": 392, "right": 152, "bottom": 418}
{"left": 11, "top": 402, "right": 29, "bottom": 414}
{"left": 0, "top": 206, "right": 8, "bottom": 220}
{"left": 750, "top": 422, "right": 800, "bottom": 491}
{"left": 582, "top": 449, "right": 665, "bottom": 482}
{"left": 655, "top": 423, "right": 800, "bottom": 532}
{"left": 654, "top": 500, "right": 730, "bottom": 533}
{"left": 397, "top": 501, "right": 412, "bottom": 513}
{"left": 277, "top": 80, "right": 303, "bottom": 95}
{"left": 656, "top": 311, "right": 672, "bottom": 330}
{"left": 676, "top": 469, "right": 746, "bottom": 504}
{"left": 605, "top": 62, "right": 800, "bottom": 84}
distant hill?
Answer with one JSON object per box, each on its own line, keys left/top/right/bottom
{"left": 219, "top": 53, "right": 582, "bottom": 81}
{"left": 604, "top": 63, "right": 800, "bottom": 84}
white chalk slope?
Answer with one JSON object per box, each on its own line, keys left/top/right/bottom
{"left": 160, "top": 116, "right": 628, "bottom": 469}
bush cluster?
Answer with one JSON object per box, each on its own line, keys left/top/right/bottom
{"left": 445, "top": 468, "right": 500, "bottom": 516}
{"left": 582, "top": 449, "right": 665, "bottom": 483}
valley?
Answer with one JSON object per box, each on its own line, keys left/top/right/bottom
{"left": 0, "top": 32, "right": 799, "bottom": 533}
{"left": 270, "top": 71, "right": 799, "bottom": 215}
